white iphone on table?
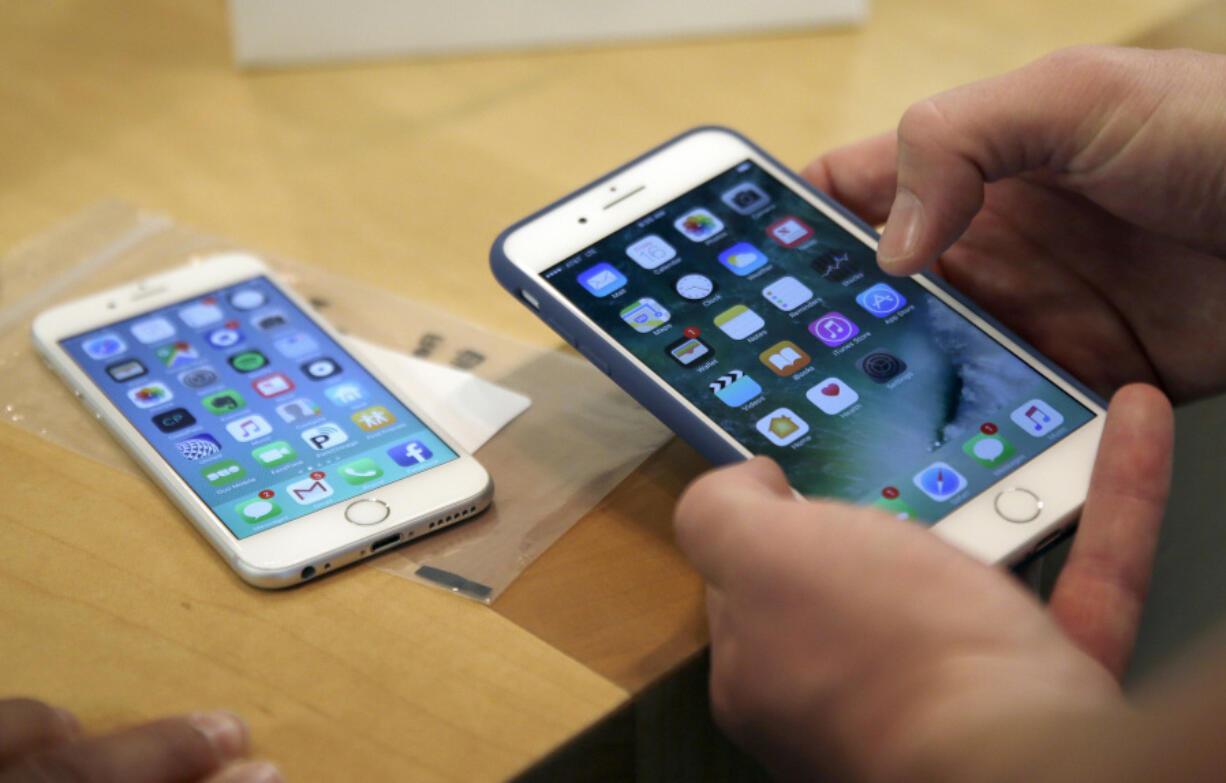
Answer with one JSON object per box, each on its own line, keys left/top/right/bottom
{"left": 491, "top": 126, "right": 1104, "bottom": 565}
{"left": 33, "top": 253, "right": 492, "bottom": 588}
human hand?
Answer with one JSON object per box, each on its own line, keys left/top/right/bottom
{"left": 803, "top": 46, "right": 1226, "bottom": 403}
{"left": 0, "top": 699, "right": 281, "bottom": 783}
{"left": 674, "top": 384, "right": 1173, "bottom": 783}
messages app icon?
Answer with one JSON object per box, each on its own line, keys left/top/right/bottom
{"left": 577, "top": 262, "right": 627, "bottom": 297}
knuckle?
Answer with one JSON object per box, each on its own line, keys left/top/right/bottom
{"left": 7, "top": 750, "right": 94, "bottom": 783}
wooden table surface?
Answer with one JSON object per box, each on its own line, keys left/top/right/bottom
{"left": 0, "top": 1, "right": 1215, "bottom": 780}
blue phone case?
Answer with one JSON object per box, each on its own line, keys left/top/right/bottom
{"left": 489, "top": 126, "right": 1104, "bottom": 469}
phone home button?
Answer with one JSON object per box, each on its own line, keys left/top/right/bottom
{"left": 345, "top": 499, "right": 389, "bottom": 526}
{"left": 993, "top": 488, "right": 1042, "bottom": 523}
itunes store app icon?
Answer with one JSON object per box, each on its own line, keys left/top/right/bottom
{"left": 806, "top": 377, "right": 859, "bottom": 415}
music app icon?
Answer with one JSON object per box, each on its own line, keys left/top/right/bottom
{"left": 225, "top": 414, "right": 273, "bottom": 443}
{"left": 1010, "top": 399, "right": 1064, "bottom": 437}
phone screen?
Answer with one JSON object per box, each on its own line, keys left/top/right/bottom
{"left": 542, "top": 159, "right": 1094, "bottom": 523}
{"left": 59, "top": 276, "right": 458, "bottom": 539}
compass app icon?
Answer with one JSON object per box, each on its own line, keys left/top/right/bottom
{"left": 913, "top": 462, "right": 968, "bottom": 502}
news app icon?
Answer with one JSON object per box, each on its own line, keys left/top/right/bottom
{"left": 766, "top": 216, "right": 814, "bottom": 248}
{"left": 577, "top": 262, "right": 627, "bottom": 297}
{"left": 625, "top": 235, "right": 677, "bottom": 270}
{"left": 1010, "top": 399, "right": 1064, "bottom": 437}
{"left": 913, "top": 462, "right": 967, "bottom": 502}
{"left": 759, "top": 340, "right": 810, "bottom": 377}
{"left": 755, "top": 407, "right": 810, "bottom": 447}
{"left": 808, "top": 312, "right": 859, "bottom": 347}
{"left": 387, "top": 440, "right": 433, "bottom": 467}
{"left": 252, "top": 372, "right": 295, "bottom": 399}
{"left": 300, "top": 421, "right": 349, "bottom": 451}
{"left": 225, "top": 414, "right": 273, "bottom": 442}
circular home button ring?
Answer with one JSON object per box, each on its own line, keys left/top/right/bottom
{"left": 993, "top": 488, "right": 1043, "bottom": 523}
{"left": 344, "top": 499, "right": 389, "bottom": 526}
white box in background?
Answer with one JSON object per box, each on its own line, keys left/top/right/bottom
{"left": 228, "top": 0, "right": 868, "bottom": 67}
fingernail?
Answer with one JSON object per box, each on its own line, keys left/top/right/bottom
{"left": 53, "top": 707, "right": 81, "bottom": 737}
{"left": 187, "top": 711, "right": 249, "bottom": 759}
{"left": 209, "top": 761, "right": 284, "bottom": 783}
{"left": 878, "top": 188, "right": 924, "bottom": 267}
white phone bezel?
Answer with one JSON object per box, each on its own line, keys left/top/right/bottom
{"left": 500, "top": 127, "right": 1104, "bottom": 564}
{"left": 32, "top": 252, "right": 492, "bottom": 587}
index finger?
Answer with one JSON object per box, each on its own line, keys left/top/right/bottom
{"left": 0, "top": 699, "right": 79, "bottom": 765}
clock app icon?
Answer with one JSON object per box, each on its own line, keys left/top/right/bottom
{"left": 675, "top": 273, "right": 716, "bottom": 301}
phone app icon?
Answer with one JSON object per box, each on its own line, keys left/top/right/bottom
{"left": 812, "top": 250, "right": 858, "bottom": 283}
{"left": 225, "top": 414, "right": 273, "bottom": 442}
{"left": 766, "top": 215, "right": 815, "bottom": 248}
{"left": 675, "top": 273, "right": 716, "bottom": 301}
{"left": 668, "top": 335, "right": 712, "bottom": 366}
{"left": 205, "top": 324, "right": 243, "bottom": 349}
{"left": 253, "top": 372, "right": 295, "bottom": 399}
{"left": 709, "top": 370, "right": 762, "bottom": 407}
{"left": 619, "top": 298, "right": 670, "bottom": 333}
{"left": 674, "top": 208, "right": 725, "bottom": 242}
{"left": 351, "top": 405, "right": 396, "bottom": 432}
{"left": 237, "top": 497, "right": 282, "bottom": 524}
{"left": 721, "top": 182, "right": 771, "bottom": 215}
{"left": 252, "top": 440, "right": 297, "bottom": 468}
{"left": 229, "top": 288, "right": 266, "bottom": 311}
{"left": 913, "top": 462, "right": 967, "bottom": 502}
{"left": 107, "top": 358, "right": 147, "bottom": 383}
{"left": 756, "top": 407, "right": 810, "bottom": 446}
{"left": 717, "top": 242, "right": 769, "bottom": 277}
{"left": 856, "top": 282, "right": 908, "bottom": 318}
{"left": 301, "top": 421, "right": 349, "bottom": 451}
{"left": 857, "top": 351, "right": 907, "bottom": 383}
{"left": 273, "top": 332, "right": 319, "bottom": 359}
{"left": 178, "top": 366, "right": 220, "bottom": 389}
{"left": 275, "top": 398, "right": 321, "bottom": 423}
{"left": 577, "top": 262, "right": 628, "bottom": 297}
{"left": 387, "top": 440, "right": 433, "bottom": 466}
{"left": 874, "top": 496, "right": 918, "bottom": 521}
{"left": 761, "top": 275, "right": 815, "bottom": 312}
{"left": 130, "top": 317, "right": 176, "bottom": 345}
{"left": 153, "top": 407, "right": 196, "bottom": 433}
{"left": 963, "top": 431, "right": 1017, "bottom": 467}
{"left": 808, "top": 312, "right": 859, "bottom": 347}
{"left": 1010, "top": 399, "right": 1064, "bottom": 437}
{"left": 626, "top": 235, "right": 677, "bottom": 270}
{"left": 227, "top": 350, "right": 268, "bottom": 373}
{"left": 155, "top": 341, "right": 200, "bottom": 369}
{"left": 325, "top": 382, "right": 366, "bottom": 407}
{"left": 286, "top": 474, "right": 335, "bottom": 505}
{"left": 82, "top": 333, "right": 126, "bottom": 360}
{"left": 127, "top": 382, "right": 173, "bottom": 409}
{"left": 339, "top": 457, "right": 384, "bottom": 485}
{"left": 252, "top": 311, "right": 289, "bottom": 331}
{"left": 201, "top": 459, "right": 247, "bottom": 487}
{"left": 179, "top": 301, "right": 223, "bottom": 328}
{"left": 759, "top": 340, "right": 810, "bottom": 376}
{"left": 301, "top": 357, "right": 340, "bottom": 380}
{"left": 202, "top": 389, "right": 246, "bottom": 415}
{"left": 714, "top": 304, "right": 765, "bottom": 340}
{"left": 175, "top": 433, "right": 221, "bottom": 461}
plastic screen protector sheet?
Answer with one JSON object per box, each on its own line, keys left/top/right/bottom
{"left": 0, "top": 201, "right": 671, "bottom": 601}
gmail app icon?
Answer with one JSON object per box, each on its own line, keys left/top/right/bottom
{"left": 286, "top": 475, "right": 335, "bottom": 505}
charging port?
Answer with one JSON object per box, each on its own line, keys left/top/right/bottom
{"left": 370, "top": 534, "right": 401, "bottom": 553}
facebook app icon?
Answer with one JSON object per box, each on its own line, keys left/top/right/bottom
{"left": 388, "top": 440, "right": 433, "bottom": 466}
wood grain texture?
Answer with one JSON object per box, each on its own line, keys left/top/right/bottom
{"left": 0, "top": 0, "right": 1217, "bottom": 779}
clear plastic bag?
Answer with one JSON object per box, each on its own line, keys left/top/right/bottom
{"left": 0, "top": 201, "right": 672, "bottom": 601}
